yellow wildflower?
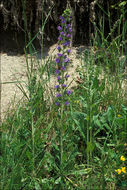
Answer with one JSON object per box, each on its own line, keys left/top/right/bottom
{"left": 120, "top": 156, "right": 126, "bottom": 161}
{"left": 117, "top": 114, "right": 121, "bottom": 117}
{"left": 115, "top": 169, "right": 122, "bottom": 174}
{"left": 121, "top": 167, "right": 126, "bottom": 174}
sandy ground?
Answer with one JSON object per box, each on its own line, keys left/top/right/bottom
{"left": 1, "top": 53, "right": 27, "bottom": 118}
{"left": 1, "top": 44, "right": 83, "bottom": 120}
{"left": 1, "top": 44, "right": 127, "bottom": 120}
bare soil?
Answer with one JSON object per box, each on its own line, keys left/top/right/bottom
{"left": 1, "top": 44, "right": 84, "bottom": 120}
{"left": 1, "top": 52, "right": 27, "bottom": 118}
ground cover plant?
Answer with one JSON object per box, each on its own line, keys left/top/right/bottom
{"left": 0, "top": 5, "right": 127, "bottom": 190}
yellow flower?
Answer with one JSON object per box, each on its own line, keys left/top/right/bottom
{"left": 117, "top": 114, "right": 121, "bottom": 117}
{"left": 117, "top": 169, "right": 122, "bottom": 174}
{"left": 115, "top": 169, "right": 122, "bottom": 174}
{"left": 121, "top": 167, "right": 126, "bottom": 174}
{"left": 120, "top": 156, "right": 126, "bottom": 161}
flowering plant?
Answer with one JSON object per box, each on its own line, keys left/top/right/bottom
{"left": 115, "top": 155, "right": 127, "bottom": 188}
{"left": 55, "top": 9, "right": 72, "bottom": 107}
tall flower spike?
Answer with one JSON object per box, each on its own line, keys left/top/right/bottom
{"left": 55, "top": 9, "right": 72, "bottom": 107}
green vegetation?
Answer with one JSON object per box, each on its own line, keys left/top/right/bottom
{"left": 0, "top": 4, "right": 127, "bottom": 190}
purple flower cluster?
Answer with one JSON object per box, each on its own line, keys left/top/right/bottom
{"left": 55, "top": 9, "right": 72, "bottom": 107}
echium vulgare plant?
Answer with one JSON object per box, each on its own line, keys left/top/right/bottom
{"left": 55, "top": 9, "right": 72, "bottom": 107}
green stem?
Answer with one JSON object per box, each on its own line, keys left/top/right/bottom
{"left": 87, "top": 120, "right": 89, "bottom": 166}
{"left": 86, "top": 65, "right": 90, "bottom": 166}
{"left": 31, "top": 114, "right": 35, "bottom": 177}
{"left": 60, "top": 104, "right": 64, "bottom": 175}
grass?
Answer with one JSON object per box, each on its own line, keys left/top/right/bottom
{"left": 0, "top": 4, "right": 127, "bottom": 190}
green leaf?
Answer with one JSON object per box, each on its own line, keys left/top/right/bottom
{"left": 35, "top": 181, "right": 41, "bottom": 190}
{"left": 70, "top": 168, "right": 92, "bottom": 175}
{"left": 95, "top": 142, "right": 105, "bottom": 154}
{"left": 118, "top": 1, "right": 127, "bottom": 7}
{"left": 26, "top": 150, "right": 32, "bottom": 160}
{"left": 104, "top": 123, "right": 111, "bottom": 132}
{"left": 73, "top": 119, "right": 86, "bottom": 140}
{"left": 55, "top": 177, "right": 62, "bottom": 184}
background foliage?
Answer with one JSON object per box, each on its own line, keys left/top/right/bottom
{"left": 1, "top": 0, "right": 127, "bottom": 49}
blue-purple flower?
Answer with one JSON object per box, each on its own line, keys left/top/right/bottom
{"left": 65, "top": 101, "right": 69, "bottom": 105}
{"left": 56, "top": 102, "right": 60, "bottom": 106}
{"left": 55, "top": 85, "right": 60, "bottom": 89}
{"left": 57, "top": 53, "right": 63, "bottom": 57}
{"left": 57, "top": 46, "right": 61, "bottom": 51}
{"left": 57, "top": 76, "right": 61, "bottom": 80}
{"left": 67, "top": 90, "right": 71, "bottom": 95}
{"left": 60, "top": 16, "right": 64, "bottom": 20}
{"left": 68, "top": 41, "right": 70, "bottom": 46}
{"left": 60, "top": 31, "right": 65, "bottom": 36}
{"left": 69, "top": 28, "right": 72, "bottom": 32}
{"left": 61, "top": 66, "right": 66, "bottom": 71}
{"left": 56, "top": 69, "right": 60, "bottom": 74}
{"left": 62, "top": 41, "right": 70, "bottom": 46}
{"left": 67, "top": 49, "right": 71, "bottom": 54}
{"left": 67, "top": 34, "right": 71, "bottom": 38}
{"left": 56, "top": 93, "right": 62, "bottom": 97}
{"left": 61, "top": 84, "right": 67, "bottom": 88}
{"left": 65, "top": 74, "right": 70, "bottom": 78}
{"left": 58, "top": 36, "right": 62, "bottom": 41}
{"left": 57, "top": 26, "right": 62, "bottom": 30}
{"left": 64, "top": 58, "right": 70, "bottom": 63}
{"left": 56, "top": 58, "right": 60, "bottom": 63}
{"left": 66, "top": 24, "right": 71, "bottom": 29}
{"left": 61, "top": 19, "right": 65, "bottom": 24}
